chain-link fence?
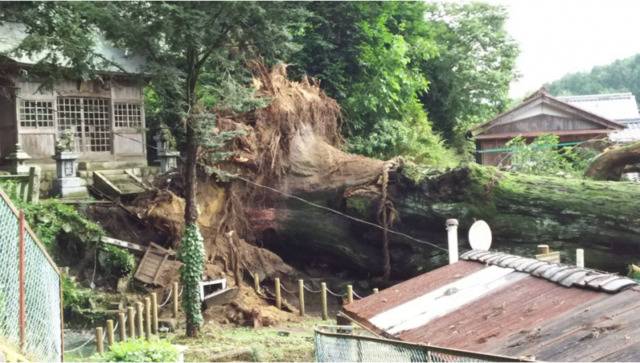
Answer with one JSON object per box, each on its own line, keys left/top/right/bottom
{"left": 315, "top": 326, "right": 527, "bottom": 362}
{"left": 0, "top": 189, "right": 62, "bottom": 361}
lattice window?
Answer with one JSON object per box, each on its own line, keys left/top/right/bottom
{"left": 57, "top": 97, "right": 83, "bottom": 151}
{"left": 114, "top": 103, "right": 142, "bottom": 128}
{"left": 83, "top": 98, "right": 111, "bottom": 152}
{"left": 19, "top": 100, "right": 54, "bottom": 128}
{"left": 57, "top": 97, "right": 112, "bottom": 152}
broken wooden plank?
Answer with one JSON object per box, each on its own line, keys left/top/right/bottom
{"left": 101, "top": 236, "right": 145, "bottom": 252}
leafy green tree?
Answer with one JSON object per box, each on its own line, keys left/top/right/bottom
{"left": 548, "top": 54, "right": 640, "bottom": 97}
{"left": 293, "top": 2, "right": 456, "bottom": 166}
{"left": 421, "top": 3, "right": 519, "bottom": 152}
{"left": 2, "top": 1, "right": 305, "bottom": 337}
{"left": 506, "top": 134, "right": 597, "bottom": 177}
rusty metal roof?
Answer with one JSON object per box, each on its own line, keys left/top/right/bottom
{"left": 343, "top": 250, "right": 640, "bottom": 361}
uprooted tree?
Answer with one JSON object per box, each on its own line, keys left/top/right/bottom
{"left": 134, "top": 64, "right": 640, "bottom": 286}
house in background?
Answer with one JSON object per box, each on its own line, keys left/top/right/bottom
{"left": 0, "top": 23, "right": 148, "bottom": 171}
{"left": 470, "top": 88, "right": 636, "bottom": 165}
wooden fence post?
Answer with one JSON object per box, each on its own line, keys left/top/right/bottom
{"left": 274, "top": 278, "right": 281, "bottom": 310}
{"left": 106, "top": 319, "right": 115, "bottom": 347}
{"left": 96, "top": 327, "right": 104, "bottom": 355}
{"left": 26, "top": 166, "right": 40, "bottom": 203}
{"left": 136, "top": 302, "right": 144, "bottom": 339}
{"left": 144, "top": 298, "right": 151, "bottom": 340}
{"left": 321, "top": 282, "right": 328, "bottom": 320}
{"left": 127, "top": 306, "right": 136, "bottom": 339}
{"left": 172, "top": 282, "right": 179, "bottom": 319}
{"left": 346, "top": 285, "right": 353, "bottom": 305}
{"left": 151, "top": 292, "right": 158, "bottom": 334}
{"left": 298, "top": 279, "right": 305, "bottom": 316}
{"left": 118, "top": 311, "right": 127, "bottom": 341}
{"left": 576, "top": 248, "right": 585, "bottom": 268}
{"left": 373, "top": 288, "right": 379, "bottom": 294}
{"left": 18, "top": 210, "right": 26, "bottom": 351}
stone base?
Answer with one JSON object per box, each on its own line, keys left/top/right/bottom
{"left": 54, "top": 177, "right": 88, "bottom": 198}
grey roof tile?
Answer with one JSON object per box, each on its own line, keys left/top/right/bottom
{"left": 462, "top": 249, "right": 638, "bottom": 293}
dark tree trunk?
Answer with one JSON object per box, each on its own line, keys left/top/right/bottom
{"left": 252, "top": 164, "right": 640, "bottom": 279}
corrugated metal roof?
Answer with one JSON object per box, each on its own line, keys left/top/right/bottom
{"left": 558, "top": 93, "right": 640, "bottom": 121}
{"left": 343, "top": 250, "right": 640, "bottom": 361}
{"left": 0, "top": 22, "right": 145, "bottom": 74}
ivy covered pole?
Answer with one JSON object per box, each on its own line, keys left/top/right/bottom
{"left": 178, "top": 224, "right": 205, "bottom": 337}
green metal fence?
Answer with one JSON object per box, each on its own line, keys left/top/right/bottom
{"left": 315, "top": 326, "right": 527, "bottom": 362}
{"left": 0, "top": 188, "right": 62, "bottom": 361}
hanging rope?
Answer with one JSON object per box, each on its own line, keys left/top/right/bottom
{"left": 303, "top": 284, "right": 322, "bottom": 294}
{"left": 158, "top": 288, "right": 173, "bottom": 308}
{"left": 352, "top": 290, "right": 364, "bottom": 300}
{"left": 378, "top": 160, "right": 395, "bottom": 281}
{"left": 325, "top": 286, "right": 343, "bottom": 298}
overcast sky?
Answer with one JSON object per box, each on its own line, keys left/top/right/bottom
{"left": 443, "top": 0, "right": 640, "bottom": 98}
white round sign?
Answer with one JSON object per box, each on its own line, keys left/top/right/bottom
{"left": 468, "top": 220, "right": 492, "bottom": 251}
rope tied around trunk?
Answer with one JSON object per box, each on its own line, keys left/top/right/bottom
{"left": 378, "top": 159, "right": 399, "bottom": 281}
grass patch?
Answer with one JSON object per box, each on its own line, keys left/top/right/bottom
{"left": 172, "top": 318, "right": 322, "bottom": 362}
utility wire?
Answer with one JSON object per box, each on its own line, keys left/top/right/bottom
{"left": 112, "top": 131, "right": 449, "bottom": 253}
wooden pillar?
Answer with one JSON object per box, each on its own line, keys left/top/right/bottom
{"left": 346, "top": 285, "right": 354, "bottom": 305}
{"left": 118, "top": 311, "right": 127, "bottom": 341}
{"left": 95, "top": 327, "right": 104, "bottom": 355}
{"left": 298, "top": 279, "right": 305, "bottom": 316}
{"left": 274, "top": 278, "right": 281, "bottom": 310}
{"left": 373, "top": 288, "right": 379, "bottom": 294}
{"left": 106, "top": 320, "right": 115, "bottom": 347}
{"left": 321, "top": 282, "right": 328, "bottom": 320}
{"left": 136, "top": 302, "right": 143, "bottom": 339}
{"left": 144, "top": 298, "right": 151, "bottom": 340}
{"left": 172, "top": 282, "right": 179, "bottom": 319}
{"left": 151, "top": 293, "right": 158, "bottom": 334}
{"left": 127, "top": 306, "right": 136, "bottom": 339}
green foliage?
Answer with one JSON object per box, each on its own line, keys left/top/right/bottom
{"left": 178, "top": 224, "right": 205, "bottom": 331}
{"left": 98, "top": 244, "right": 135, "bottom": 279}
{"left": 505, "top": 135, "right": 597, "bottom": 177}
{"left": 17, "top": 199, "right": 102, "bottom": 249}
{"left": 421, "top": 3, "right": 519, "bottom": 152}
{"left": 293, "top": 2, "right": 457, "bottom": 165}
{"left": 61, "top": 275, "right": 93, "bottom": 312}
{"left": 94, "top": 339, "right": 178, "bottom": 362}
{"left": 548, "top": 53, "right": 640, "bottom": 96}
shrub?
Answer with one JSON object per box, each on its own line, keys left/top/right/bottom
{"left": 98, "top": 244, "right": 136, "bottom": 279}
{"left": 95, "top": 339, "right": 178, "bottom": 362}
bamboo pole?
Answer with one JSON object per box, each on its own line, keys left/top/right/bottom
{"left": 321, "top": 282, "right": 328, "bottom": 320}
{"left": 127, "top": 306, "right": 136, "bottom": 339}
{"left": 298, "top": 279, "right": 305, "bottom": 316}
{"left": 136, "top": 302, "right": 144, "bottom": 339}
{"left": 373, "top": 288, "right": 379, "bottom": 294}
{"left": 106, "top": 320, "right": 115, "bottom": 347}
{"left": 95, "top": 327, "right": 104, "bottom": 355}
{"left": 151, "top": 292, "right": 158, "bottom": 334}
{"left": 274, "top": 278, "right": 281, "bottom": 310}
{"left": 172, "top": 282, "right": 179, "bottom": 318}
{"left": 118, "top": 311, "right": 127, "bottom": 341}
{"left": 253, "top": 272, "right": 260, "bottom": 293}
{"left": 346, "top": 285, "right": 353, "bottom": 305}
{"left": 144, "top": 298, "right": 151, "bottom": 340}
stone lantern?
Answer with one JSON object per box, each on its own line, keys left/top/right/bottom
{"left": 6, "top": 143, "right": 31, "bottom": 174}
{"left": 154, "top": 126, "right": 180, "bottom": 173}
{"left": 53, "top": 131, "right": 87, "bottom": 197}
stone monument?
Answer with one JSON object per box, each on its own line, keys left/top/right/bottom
{"left": 53, "top": 130, "right": 88, "bottom": 197}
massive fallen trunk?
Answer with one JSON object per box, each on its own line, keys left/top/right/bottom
{"left": 253, "top": 161, "right": 640, "bottom": 278}
{"left": 585, "top": 141, "right": 640, "bottom": 180}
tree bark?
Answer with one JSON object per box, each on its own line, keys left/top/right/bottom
{"left": 252, "top": 163, "right": 640, "bottom": 278}
{"left": 585, "top": 141, "right": 640, "bottom": 180}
